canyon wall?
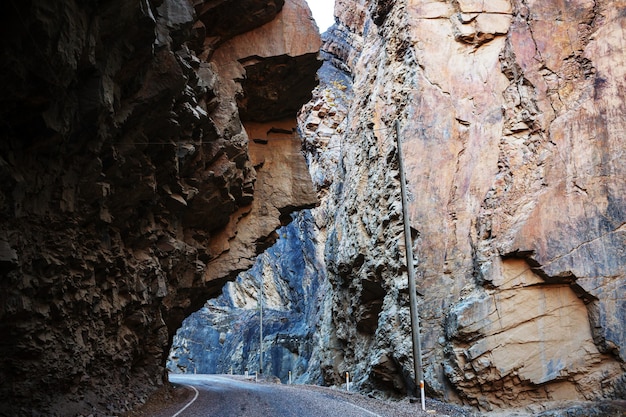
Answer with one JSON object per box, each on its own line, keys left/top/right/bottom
{"left": 9, "top": 0, "right": 622, "bottom": 414}
{"left": 0, "top": 0, "right": 319, "bottom": 415}
{"left": 169, "top": 1, "right": 625, "bottom": 413}
{"left": 167, "top": 58, "right": 351, "bottom": 386}
{"left": 297, "top": 0, "right": 625, "bottom": 412}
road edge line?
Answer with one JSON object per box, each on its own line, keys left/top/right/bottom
{"left": 348, "top": 402, "right": 383, "bottom": 417}
{"left": 171, "top": 384, "right": 199, "bottom": 417}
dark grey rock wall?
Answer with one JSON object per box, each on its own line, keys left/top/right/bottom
{"left": 0, "top": 0, "right": 320, "bottom": 415}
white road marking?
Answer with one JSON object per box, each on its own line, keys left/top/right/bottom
{"left": 169, "top": 375, "right": 383, "bottom": 417}
{"left": 170, "top": 384, "right": 199, "bottom": 417}
{"left": 347, "top": 402, "right": 383, "bottom": 417}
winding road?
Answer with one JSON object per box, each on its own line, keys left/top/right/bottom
{"left": 157, "top": 374, "right": 384, "bottom": 417}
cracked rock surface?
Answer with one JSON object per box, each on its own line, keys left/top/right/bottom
{"left": 293, "top": 0, "right": 626, "bottom": 413}
{"left": 0, "top": 0, "right": 319, "bottom": 415}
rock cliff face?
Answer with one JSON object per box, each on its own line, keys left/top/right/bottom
{"left": 297, "top": 0, "right": 625, "bottom": 412}
{"left": 167, "top": 58, "right": 350, "bottom": 386}
{"left": 0, "top": 0, "right": 319, "bottom": 415}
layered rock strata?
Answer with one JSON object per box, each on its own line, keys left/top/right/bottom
{"left": 297, "top": 0, "right": 625, "bottom": 412}
{"left": 0, "top": 0, "right": 319, "bottom": 415}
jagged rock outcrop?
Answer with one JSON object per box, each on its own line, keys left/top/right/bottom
{"left": 295, "top": 0, "right": 625, "bottom": 413}
{"left": 167, "top": 57, "right": 351, "bottom": 386}
{"left": 0, "top": 0, "right": 319, "bottom": 415}
{"left": 202, "top": 0, "right": 321, "bottom": 281}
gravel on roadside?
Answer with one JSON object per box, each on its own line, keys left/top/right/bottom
{"left": 292, "top": 383, "right": 480, "bottom": 417}
{"left": 122, "top": 383, "right": 194, "bottom": 417}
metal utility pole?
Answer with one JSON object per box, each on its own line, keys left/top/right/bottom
{"left": 259, "top": 276, "right": 264, "bottom": 375}
{"left": 395, "top": 120, "right": 425, "bottom": 410}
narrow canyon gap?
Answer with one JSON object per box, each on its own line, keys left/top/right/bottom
{"left": 1, "top": 0, "right": 625, "bottom": 416}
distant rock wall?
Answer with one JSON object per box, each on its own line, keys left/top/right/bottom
{"left": 0, "top": 0, "right": 319, "bottom": 415}
{"left": 299, "top": 0, "right": 625, "bottom": 412}
{"left": 168, "top": 210, "right": 328, "bottom": 384}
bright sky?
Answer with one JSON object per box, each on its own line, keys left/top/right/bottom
{"left": 305, "top": 0, "right": 336, "bottom": 32}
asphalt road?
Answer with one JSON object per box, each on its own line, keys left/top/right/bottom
{"left": 157, "top": 374, "right": 384, "bottom": 417}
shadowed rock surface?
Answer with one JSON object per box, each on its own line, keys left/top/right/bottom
{"left": 0, "top": 0, "right": 319, "bottom": 415}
